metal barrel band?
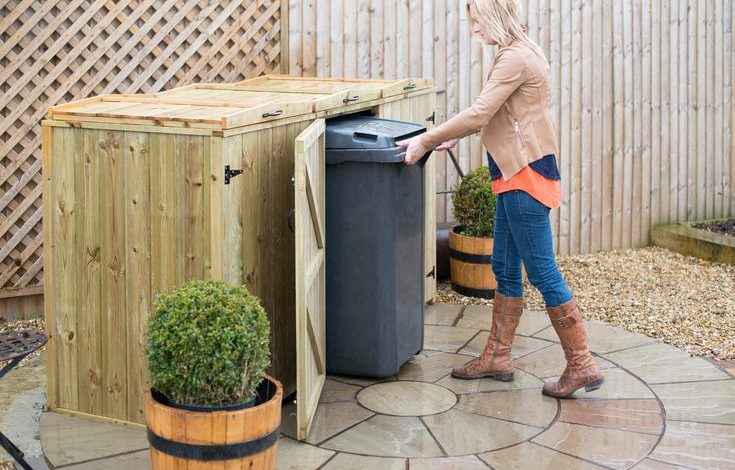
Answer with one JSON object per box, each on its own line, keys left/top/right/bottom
{"left": 147, "top": 426, "right": 279, "bottom": 461}
{"left": 449, "top": 248, "right": 493, "bottom": 264}
{"left": 451, "top": 284, "right": 495, "bottom": 299}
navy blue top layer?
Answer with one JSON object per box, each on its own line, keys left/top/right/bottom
{"left": 486, "top": 152, "right": 561, "bottom": 181}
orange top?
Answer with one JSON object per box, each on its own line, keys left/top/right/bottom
{"left": 491, "top": 166, "right": 562, "bottom": 209}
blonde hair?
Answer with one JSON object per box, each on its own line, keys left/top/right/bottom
{"left": 467, "top": 0, "right": 546, "bottom": 59}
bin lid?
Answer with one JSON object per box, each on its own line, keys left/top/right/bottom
{"left": 325, "top": 116, "right": 428, "bottom": 164}
{"left": 325, "top": 116, "right": 426, "bottom": 150}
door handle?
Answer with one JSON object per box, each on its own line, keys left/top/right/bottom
{"left": 288, "top": 210, "right": 295, "bottom": 234}
{"left": 262, "top": 110, "right": 283, "bottom": 118}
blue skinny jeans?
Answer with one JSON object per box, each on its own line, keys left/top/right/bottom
{"left": 492, "top": 189, "right": 573, "bottom": 308}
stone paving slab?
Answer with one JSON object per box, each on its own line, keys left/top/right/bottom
{"left": 40, "top": 413, "right": 147, "bottom": 467}
{"left": 424, "top": 303, "right": 463, "bottom": 326}
{"left": 36, "top": 304, "right": 735, "bottom": 470}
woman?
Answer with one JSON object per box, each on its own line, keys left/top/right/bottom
{"left": 398, "top": 0, "right": 603, "bottom": 398}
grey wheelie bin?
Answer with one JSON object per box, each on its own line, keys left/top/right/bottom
{"left": 324, "top": 115, "right": 431, "bottom": 377}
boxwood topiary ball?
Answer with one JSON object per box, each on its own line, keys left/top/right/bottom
{"left": 145, "top": 279, "right": 271, "bottom": 407}
{"left": 452, "top": 166, "right": 496, "bottom": 238}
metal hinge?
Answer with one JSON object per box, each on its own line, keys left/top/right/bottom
{"left": 426, "top": 266, "right": 436, "bottom": 279}
{"left": 224, "top": 165, "right": 243, "bottom": 185}
{"left": 426, "top": 111, "right": 436, "bottom": 124}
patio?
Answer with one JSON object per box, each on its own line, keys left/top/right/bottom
{"left": 29, "top": 303, "right": 735, "bottom": 470}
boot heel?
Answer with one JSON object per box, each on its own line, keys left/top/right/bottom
{"left": 584, "top": 378, "right": 604, "bottom": 392}
{"left": 494, "top": 371, "right": 514, "bottom": 382}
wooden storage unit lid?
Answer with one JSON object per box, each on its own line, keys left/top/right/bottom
{"left": 235, "top": 75, "right": 434, "bottom": 99}
{"left": 47, "top": 93, "right": 314, "bottom": 129}
{"left": 158, "top": 84, "right": 349, "bottom": 112}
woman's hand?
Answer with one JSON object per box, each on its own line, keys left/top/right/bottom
{"left": 395, "top": 136, "right": 430, "bottom": 165}
{"left": 434, "top": 138, "right": 459, "bottom": 151}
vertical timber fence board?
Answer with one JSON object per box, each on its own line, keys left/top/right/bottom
{"left": 289, "top": 0, "right": 735, "bottom": 254}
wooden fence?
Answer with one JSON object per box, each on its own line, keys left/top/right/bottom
{"left": 288, "top": 0, "right": 735, "bottom": 256}
{"left": 0, "top": 0, "right": 285, "bottom": 317}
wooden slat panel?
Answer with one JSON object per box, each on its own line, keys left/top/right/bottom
{"left": 183, "top": 135, "right": 207, "bottom": 281}
{"left": 99, "top": 130, "right": 127, "bottom": 420}
{"left": 41, "top": 123, "right": 58, "bottom": 409}
{"left": 55, "top": 127, "right": 79, "bottom": 411}
{"left": 579, "top": 0, "right": 591, "bottom": 254}
{"left": 124, "top": 131, "right": 151, "bottom": 424}
{"left": 77, "top": 128, "right": 102, "bottom": 417}
{"left": 660, "top": 0, "right": 671, "bottom": 226}
{"left": 1, "top": 0, "right": 283, "bottom": 300}
{"left": 640, "top": 0, "right": 652, "bottom": 247}
{"left": 150, "top": 133, "right": 178, "bottom": 300}
{"left": 289, "top": 0, "right": 735, "bottom": 253}
{"left": 714, "top": 0, "right": 724, "bottom": 220}
{"left": 650, "top": 0, "right": 661, "bottom": 244}
{"left": 590, "top": 0, "right": 603, "bottom": 253}
{"left": 725, "top": 0, "right": 733, "bottom": 218}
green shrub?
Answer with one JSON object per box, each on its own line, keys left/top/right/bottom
{"left": 145, "top": 280, "right": 270, "bottom": 407}
{"left": 452, "top": 166, "right": 496, "bottom": 238}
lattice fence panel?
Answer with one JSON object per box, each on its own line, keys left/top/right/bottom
{"left": 0, "top": 0, "right": 284, "bottom": 298}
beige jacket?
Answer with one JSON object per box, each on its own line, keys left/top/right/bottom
{"left": 419, "top": 41, "right": 559, "bottom": 181}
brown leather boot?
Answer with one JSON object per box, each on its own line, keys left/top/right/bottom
{"left": 542, "top": 298, "right": 604, "bottom": 398}
{"left": 451, "top": 292, "right": 524, "bottom": 381}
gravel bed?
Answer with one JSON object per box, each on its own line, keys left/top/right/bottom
{"left": 437, "top": 246, "right": 735, "bottom": 361}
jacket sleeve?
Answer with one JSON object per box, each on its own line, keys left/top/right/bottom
{"left": 419, "top": 49, "right": 527, "bottom": 149}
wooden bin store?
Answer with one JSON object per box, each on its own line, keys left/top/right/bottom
{"left": 42, "top": 75, "right": 436, "bottom": 436}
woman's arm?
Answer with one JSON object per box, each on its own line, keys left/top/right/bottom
{"left": 398, "top": 49, "right": 527, "bottom": 164}
{"left": 422, "top": 50, "right": 527, "bottom": 148}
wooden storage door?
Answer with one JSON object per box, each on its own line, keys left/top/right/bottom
{"left": 219, "top": 120, "right": 318, "bottom": 399}
{"left": 379, "top": 93, "right": 438, "bottom": 303}
{"left": 293, "top": 119, "right": 327, "bottom": 440}
{"left": 42, "top": 124, "right": 211, "bottom": 424}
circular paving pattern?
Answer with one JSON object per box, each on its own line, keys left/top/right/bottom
{"left": 273, "top": 307, "right": 735, "bottom": 468}
{"left": 312, "top": 363, "right": 558, "bottom": 458}
{"left": 357, "top": 381, "right": 457, "bottom": 416}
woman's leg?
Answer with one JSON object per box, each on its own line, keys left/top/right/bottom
{"left": 499, "top": 190, "right": 571, "bottom": 306}
{"left": 491, "top": 193, "right": 524, "bottom": 298}
{"left": 502, "top": 190, "right": 603, "bottom": 397}
{"left": 452, "top": 193, "right": 524, "bottom": 381}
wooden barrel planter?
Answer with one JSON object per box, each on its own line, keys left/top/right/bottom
{"left": 449, "top": 227, "right": 496, "bottom": 299}
{"left": 449, "top": 227, "right": 528, "bottom": 299}
{"left": 145, "top": 375, "right": 283, "bottom": 470}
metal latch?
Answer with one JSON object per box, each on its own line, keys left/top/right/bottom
{"left": 224, "top": 165, "right": 243, "bottom": 185}
{"left": 426, "top": 111, "right": 436, "bottom": 124}
{"left": 426, "top": 266, "right": 436, "bottom": 279}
